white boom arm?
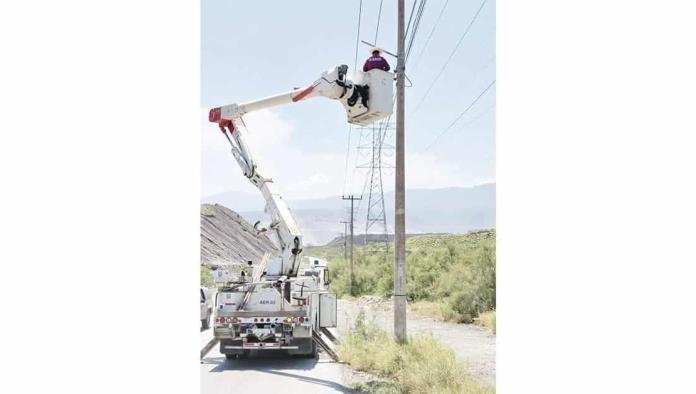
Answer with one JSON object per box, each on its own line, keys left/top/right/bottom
{"left": 209, "top": 65, "right": 393, "bottom": 277}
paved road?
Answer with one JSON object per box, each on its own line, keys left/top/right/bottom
{"left": 200, "top": 326, "right": 361, "bottom": 394}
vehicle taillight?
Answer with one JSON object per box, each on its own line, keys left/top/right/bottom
{"left": 219, "top": 317, "right": 225, "bottom": 324}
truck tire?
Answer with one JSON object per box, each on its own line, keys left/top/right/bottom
{"left": 225, "top": 350, "right": 249, "bottom": 360}
{"left": 295, "top": 339, "right": 317, "bottom": 358}
{"left": 201, "top": 311, "right": 210, "bottom": 329}
{"left": 288, "top": 338, "right": 316, "bottom": 357}
{"left": 306, "top": 339, "right": 317, "bottom": 358}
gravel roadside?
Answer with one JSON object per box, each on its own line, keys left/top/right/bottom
{"left": 336, "top": 297, "right": 496, "bottom": 387}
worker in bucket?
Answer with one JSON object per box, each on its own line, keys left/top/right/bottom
{"left": 363, "top": 48, "right": 391, "bottom": 72}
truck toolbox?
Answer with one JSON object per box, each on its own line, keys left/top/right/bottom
{"left": 319, "top": 293, "right": 337, "bottom": 328}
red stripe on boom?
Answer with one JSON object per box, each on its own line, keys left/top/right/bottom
{"left": 208, "top": 107, "right": 221, "bottom": 123}
{"left": 292, "top": 86, "right": 315, "bottom": 102}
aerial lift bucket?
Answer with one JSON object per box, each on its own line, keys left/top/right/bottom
{"left": 346, "top": 69, "right": 394, "bottom": 126}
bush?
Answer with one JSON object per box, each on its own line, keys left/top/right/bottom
{"left": 477, "top": 311, "right": 496, "bottom": 333}
{"left": 305, "top": 230, "right": 496, "bottom": 321}
{"left": 200, "top": 266, "right": 214, "bottom": 288}
{"left": 338, "top": 312, "right": 494, "bottom": 394}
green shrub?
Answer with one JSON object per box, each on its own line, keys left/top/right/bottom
{"left": 200, "top": 266, "right": 214, "bottom": 288}
{"left": 305, "top": 230, "right": 496, "bottom": 321}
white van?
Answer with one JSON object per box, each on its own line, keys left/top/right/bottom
{"left": 200, "top": 287, "right": 213, "bottom": 329}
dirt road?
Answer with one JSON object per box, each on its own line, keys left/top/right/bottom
{"left": 336, "top": 297, "right": 496, "bottom": 386}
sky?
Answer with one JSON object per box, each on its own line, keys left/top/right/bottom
{"left": 201, "top": 0, "right": 495, "bottom": 200}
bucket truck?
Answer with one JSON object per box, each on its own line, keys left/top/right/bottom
{"left": 208, "top": 65, "right": 393, "bottom": 358}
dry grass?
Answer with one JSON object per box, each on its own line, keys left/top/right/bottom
{"left": 475, "top": 311, "right": 496, "bottom": 333}
{"left": 338, "top": 312, "right": 494, "bottom": 394}
{"left": 410, "top": 301, "right": 473, "bottom": 324}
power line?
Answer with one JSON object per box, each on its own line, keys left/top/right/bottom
{"left": 412, "top": 0, "right": 489, "bottom": 112}
{"left": 344, "top": 0, "right": 364, "bottom": 195}
{"left": 453, "top": 102, "right": 495, "bottom": 133}
{"left": 409, "top": 0, "right": 449, "bottom": 73}
{"left": 353, "top": 0, "right": 363, "bottom": 69}
{"left": 348, "top": 126, "right": 367, "bottom": 195}
{"left": 405, "top": 0, "right": 428, "bottom": 62}
{"left": 404, "top": 0, "right": 419, "bottom": 39}
{"left": 342, "top": 125, "right": 353, "bottom": 195}
{"left": 342, "top": 195, "right": 362, "bottom": 295}
{"left": 422, "top": 79, "right": 495, "bottom": 152}
{"left": 374, "top": 0, "right": 384, "bottom": 44}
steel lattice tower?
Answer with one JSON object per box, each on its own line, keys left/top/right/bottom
{"left": 357, "top": 121, "right": 394, "bottom": 251}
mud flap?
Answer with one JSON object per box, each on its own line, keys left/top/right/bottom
{"left": 286, "top": 338, "right": 316, "bottom": 356}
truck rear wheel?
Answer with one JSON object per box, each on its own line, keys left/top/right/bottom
{"left": 289, "top": 338, "right": 317, "bottom": 358}
{"left": 306, "top": 340, "right": 317, "bottom": 358}
{"left": 201, "top": 311, "right": 210, "bottom": 329}
{"left": 224, "top": 350, "right": 249, "bottom": 360}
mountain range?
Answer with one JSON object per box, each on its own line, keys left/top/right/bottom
{"left": 201, "top": 183, "right": 495, "bottom": 246}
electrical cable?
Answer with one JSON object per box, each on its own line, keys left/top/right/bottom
{"left": 409, "top": 0, "right": 449, "bottom": 73}
{"left": 374, "top": 0, "right": 384, "bottom": 44}
{"left": 342, "top": 125, "right": 353, "bottom": 196}
{"left": 405, "top": 0, "right": 419, "bottom": 39}
{"left": 344, "top": 0, "right": 363, "bottom": 195}
{"left": 405, "top": 0, "right": 427, "bottom": 62}
{"left": 412, "top": 0, "right": 488, "bottom": 112}
{"left": 353, "top": 0, "right": 363, "bottom": 69}
{"left": 422, "top": 79, "right": 495, "bottom": 152}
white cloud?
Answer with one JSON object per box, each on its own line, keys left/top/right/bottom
{"left": 202, "top": 109, "right": 495, "bottom": 200}
{"left": 286, "top": 173, "right": 330, "bottom": 193}
{"left": 201, "top": 109, "right": 347, "bottom": 199}
{"left": 403, "top": 152, "right": 463, "bottom": 189}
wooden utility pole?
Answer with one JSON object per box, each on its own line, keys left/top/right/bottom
{"left": 340, "top": 220, "right": 350, "bottom": 260}
{"left": 394, "top": 0, "right": 407, "bottom": 343}
{"left": 342, "top": 195, "right": 362, "bottom": 296}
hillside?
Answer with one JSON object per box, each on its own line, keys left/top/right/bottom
{"left": 323, "top": 232, "right": 463, "bottom": 248}
{"left": 200, "top": 203, "right": 277, "bottom": 267}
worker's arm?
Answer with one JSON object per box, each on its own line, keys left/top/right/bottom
{"left": 381, "top": 57, "right": 391, "bottom": 71}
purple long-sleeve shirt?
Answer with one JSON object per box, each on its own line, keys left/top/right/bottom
{"left": 363, "top": 55, "right": 391, "bottom": 72}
